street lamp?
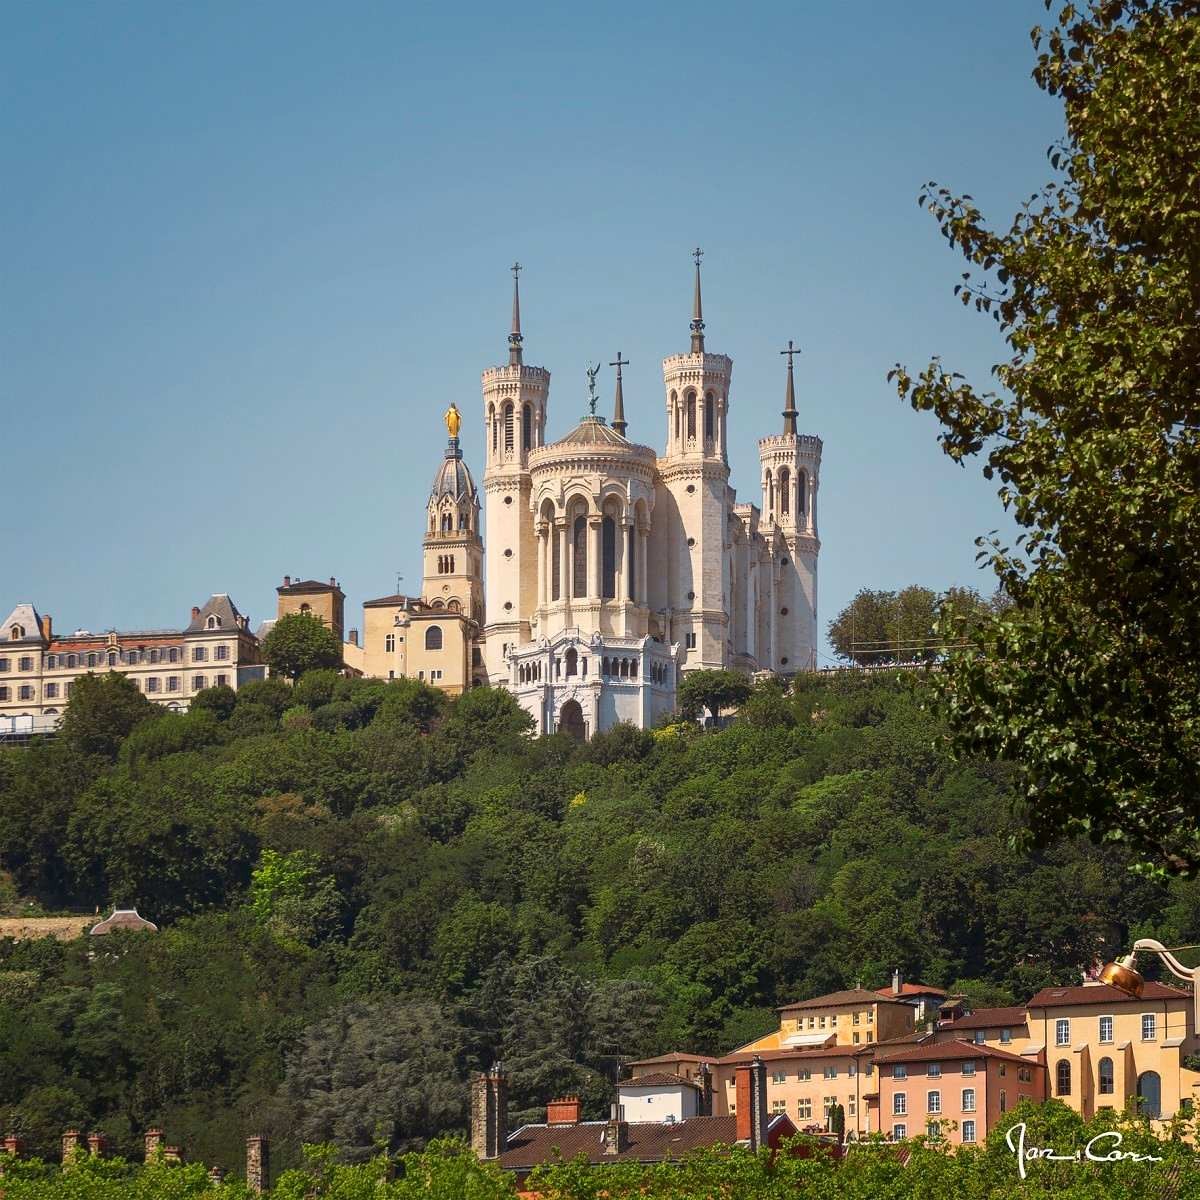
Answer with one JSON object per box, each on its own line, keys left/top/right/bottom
{"left": 1100, "top": 939, "right": 1200, "bottom": 1027}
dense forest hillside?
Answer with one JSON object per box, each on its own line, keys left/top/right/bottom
{"left": 1, "top": 672, "right": 1195, "bottom": 1174}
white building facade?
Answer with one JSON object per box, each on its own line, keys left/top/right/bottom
{"left": 479, "top": 258, "right": 822, "bottom": 738}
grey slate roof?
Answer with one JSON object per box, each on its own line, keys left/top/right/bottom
{"left": 2, "top": 604, "right": 45, "bottom": 643}
{"left": 186, "top": 594, "right": 246, "bottom": 634}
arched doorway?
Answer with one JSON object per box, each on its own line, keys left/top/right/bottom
{"left": 558, "top": 699, "right": 586, "bottom": 741}
{"left": 1137, "top": 1071, "right": 1161, "bottom": 1119}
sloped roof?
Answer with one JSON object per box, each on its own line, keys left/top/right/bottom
{"left": 943, "top": 1006, "right": 1029, "bottom": 1031}
{"left": 2, "top": 604, "right": 45, "bottom": 643}
{"left": 277, "top": 579, "right": 342, "bottom": 594}
{"left": 873, "top": 1039, "right": 1032, "bottom": 1067}
{"left": 186, "top": 594, "right": 246, "bottom": 633}
{"left": 625, "top": 1052, "right": 715, "bottom": 1068}
{"left": 1026, "top": 982, "right": 1189, "bottom": 1008}
{"left": 717, "top": 1043, "right": 875, "bottom": 1065}
{"left": 876, "top": 982, "right": 947, "bottom": 999}
{"left": 89, "top": 908, "right": 158, "bottom": 936}
{"left": 618, "top": 1073, "right": 701, "bottom": 1092}
{"left": 779, "top": 988, "right": 909, "bottom": 1012}
{"left": 497, "top": 1114, "right": 794, "bottom": 1170}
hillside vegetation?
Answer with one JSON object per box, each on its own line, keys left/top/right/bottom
{"left": 1, "top": 671, "right": 1196, "bottom": 1173}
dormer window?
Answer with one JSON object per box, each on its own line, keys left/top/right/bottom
{"left": 206, "top": 615, "right": 221, "bottom": 629}
{"left": 10, "top": 625, "right": 24, "bottom": 640}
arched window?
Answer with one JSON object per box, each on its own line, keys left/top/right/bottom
{"left": 1098, "top": 1057, "right": 1114, "bottom": 1095}
{"left": 672, "top": 391, "right": 680, "bottom": 441}
{"left": 601, "top": 516, "right": 616, "bottom": 599}
{"left": 565, "top": 647, "right": 578, "bottom": 676}
{"left": 1137, "top": 1071, "right": 1161, "bottom": 1119}
{"left": 425, "top": 626, "right": 443, "bottom": 651}
{"left": 704, "top": 393, "right": 715, "bottom": 441}
{"left": 780, "top": 467, "right": 791, "bottom": 514}
{"left": 448, "top": 599, "right": 461, "bottom": 613}
{"left": 300, "top": 603, "right": 311, "bottom": 614}
{"left": 68, "top": 653, "right": 77, "bottom": 668}
{"left": 10, "top": 625, "right": 24, "bottom": 639}
{"left": 627, "top": 523, "right": 637, "bottom": 600}
{"left": 620, "top": 658, "right": 629, "bottom": 678}
{"left": 630, "top": 660, "right": 638, "bottom": 679}
{"left": 1055, "top": 1060, "right": 1071, "bottom": 1096}
{"left": 489, "top": 403, "right": 497, "bottom": 452}
{"left": 206, "top": 615, "right": 221, "bottom": 629}
{"left": 686, "top": 392, "right": 696, "bottom": 440}
{"left": 572, "top": 515, "right": 588, "bottom": 598}
{"left": 522, "top": 403, "right": 533, "bottom": 451}
{"left": 559, "top": 698, "right": 585, "bottom": 741}
{"left": 503, "top": 403, "right": 514, "bottom": 452}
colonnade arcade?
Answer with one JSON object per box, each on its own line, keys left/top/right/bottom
{"left": 534, "top": 494, "right": 650, "bottom": 611}
{"left": 666, "top": 387, "right": 728, "bottom": 457}
{"left": 763, "top": 464, "right": 816, "bottom": 528}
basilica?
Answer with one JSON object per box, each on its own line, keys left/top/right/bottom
{"left": 375, "top": 254, "right": 824, "bottom": 738}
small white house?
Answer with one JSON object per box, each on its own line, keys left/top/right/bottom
{"left": 616, "top": 1072, "right": 703, "bottom": 1123}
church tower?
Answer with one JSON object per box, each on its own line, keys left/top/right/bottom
{"left": 757, "top": 342, "right": 821, "bottom": 671}
{"left": 423, "top": 411, "right": 483, "bottom": 626}
{"left": 655, "top": 250, "right": 734, "bottom": 671}
{"left": 482, "top": 264, "right": 551, "bottom": 679}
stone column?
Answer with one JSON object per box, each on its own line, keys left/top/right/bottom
{"left": 536, "top": 523, "right": 548, "bottom": 608}
{"left": 637, "top": 526, "right": 649, "bottom": 606}
{"left": 589, "top": 517, "right": 603, "bottom": 599}
{"left": 615, "top": 520, "right": 627, "bottom": 607}
{"left": 559, "top": 521, "right": 571, "bottom": 607}
{"left": 246, "top": 1135, "right": 269, "bottom": 1194}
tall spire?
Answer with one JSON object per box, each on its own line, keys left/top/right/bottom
{"left": 780, "top": 339, "right": 801, "bottom": 435}
{"left": 610, "top": 351, "right": 629, "bottom": 436}
{"left": 508, "top": 262, "right": 523, "bottom": 366}
{"left": 690, "top": 247, "right": 705, "bottom": 354}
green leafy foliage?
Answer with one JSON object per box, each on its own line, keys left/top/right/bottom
{"left": 0, "top": 672, "right": 1191, "bottom": 1176}
{"left": 675, "top": 670, "right": 752, "bottom": 723}
{"left": 58, "top": 673, "right": 158, "bottom": 761}
{"left": 261, "top": 614, "right": 342, "bottom": 682}
{"left": 891, "top": 0, "right": 1200, "bottom": 872}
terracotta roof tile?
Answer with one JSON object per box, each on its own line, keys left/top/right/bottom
{"left": 778, "top": 988, "right": 909, "bottom": 1012}
{"left": 942, "top": 1006, "right": 1028, "bottom": 1031}
{"left": 873, "top": 1039, "right": 1033, "bottom": 1067}
{"left": 619, "top": 1072, "right": 702, "bottom": 1091}
{"left": 1026, "top": 982, "right": 1189, "bottom": 1009}
{"left": 875, "top": 982, "right": 947, "bottom": 998}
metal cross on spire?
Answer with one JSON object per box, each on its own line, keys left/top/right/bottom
{"left": 690, "top": 247, "right": 706, "bottom": 353}
{"left": 780, "top": 339, "right": 801, "bottom": 435}
{"left": 508, "top": 261, "right": 524, "bottom": 365}
{"left": 610, "top": 351, "right": 629, "bottom": 436}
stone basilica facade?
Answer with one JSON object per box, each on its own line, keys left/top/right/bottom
{"left": 392, "top": 257, "right": 822, "bottom": 738}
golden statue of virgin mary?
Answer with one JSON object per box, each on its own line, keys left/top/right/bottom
{"left": 444, "top": 402, "right": 462, "bottom": 438}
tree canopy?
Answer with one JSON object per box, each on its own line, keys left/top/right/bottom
{"left": 261, "top": 614, "right": 342, "bottom": 681}
{"left": 891, "top": 0, "right": 1200, "bottom": 872}
{"left": 675, "top": 669, "right": 753, "bottom": 724}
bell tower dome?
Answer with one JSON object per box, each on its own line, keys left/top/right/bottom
{"left": 423, "top": 415, "right": 483, "bottom": 626}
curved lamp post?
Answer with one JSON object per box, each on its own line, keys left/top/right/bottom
{"left": 1100, "top": 939, "right": 1200, "bottom": 1028}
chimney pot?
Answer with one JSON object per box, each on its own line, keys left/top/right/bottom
{"left": 735, "top": 1057, "right": 768, "bottom": 1151}
{"left": 208, "top": 1165, "right": 225, "bottom": 1184}
{"left": 470, "top": 1066, "right": 509, "bottom": 1160}
{"left": 191, "top": 606, "right": 201, "bottom": 620}
{"left": 601, "top": 1102, "right": 627, "bottom": 1155}
{"left": 349, "top": 628, "right": 359, "bottom": 647}
{"left": 329, "top": 577, "right": 336, "bottom": 586}
{"left": 61, "top": 1129, "right": 85, "bottom": 1165}
{"left": 892, "top": 968, "right": 903, "bottom": 996}
{"left": 162, "top": 1145, "right": 182, "bottom": 1164}
{"left": 283, "top": 575, "right": 291, "bottom": 587}
{"left": 39, "top": 614, "right": 52, "bottom": 642}
{"left": 86, "top": 1132, "right": 108, "bottom": 1158}
{"left": 3, "top": 1133, "right": 25, "bottom": 1158}
{"left": 546, "top": 1096, "right": 582, "bottom": 1125}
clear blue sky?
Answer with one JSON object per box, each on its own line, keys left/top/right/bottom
{"left": 2, "top": 1, "right": 1060, "bottom": 660}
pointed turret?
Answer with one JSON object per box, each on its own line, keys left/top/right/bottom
{"left": 780, "top": 340, "right": 800, "bottom": 435}
{"left": 610, "top": 351, "right": 628, "bottom": 437}
{"left": 690, "top": 247, "right": 705, "bottom": 354}
{"left": 508, "top": 261, "right": 523, "bottom": 366}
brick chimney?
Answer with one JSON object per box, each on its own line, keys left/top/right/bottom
{"left": 246, "top": 1135, "right": 268, "bottom": 1194}
{"left": 546, "top": 1096, "right": 582, "bottom": 1125}
{"left": 144, "top": 1127, "right": 163, "bottom": 1161}
{"left": 163, "top": 1145, "right": 182, "bottom": 1164}
{"left": 191, "top": 606, "right": 201, "bottom": 621}
{"left": 61, "top": 1129, "right": 85, "bottom": 1165}
{"left": 697, "top": 1062, "right": 713, "bottom": 1116}
{"left": 470, "top": 1064, "right": 508, "bottom": 1160}
{"left": 283, "top": 575, "right": 291, "bottom": 587}
{"left": 734, "top": 1057, "right": 768, "bottom": 1151}
{"left": 601, "top": 1102, "right": 627, "bottom": 1156}
{"left": 208, "top": 1166, "right": 225, "bottom": 1185}
{"left": 892, "top": 968, "right": 903, "bottom": 996}
{"left": 39, "top": 614, "right": 52, "bottom": 642}
{"left": 348, "top": 628, "right": 359, "bottom": 647}
{"left": 3, "top": 1134, "right": 25, "bottom": 1157}
{"left": 86, "top": 1132, "right": 108, "bottom": 1158}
